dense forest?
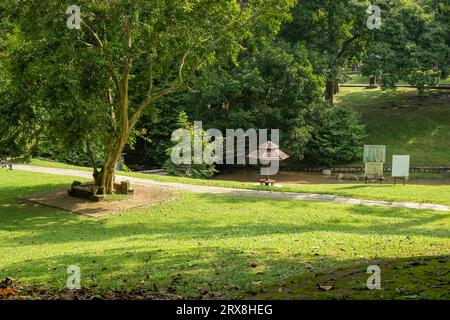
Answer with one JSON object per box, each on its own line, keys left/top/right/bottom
{"left": 0, "top": 0, "right": 448, "bottom": 185}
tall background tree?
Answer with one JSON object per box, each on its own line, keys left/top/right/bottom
{"left": 0, "top": 0, "right": 294, "bottom": 193}
{"left": 361, "top": 0, "right": 450, "bottom": 93}
{"left": 280, "top": 0, "right": 374, "bottom": 103}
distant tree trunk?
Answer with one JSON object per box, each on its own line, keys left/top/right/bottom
{"left": 334, "top": 83, "right": 340, "bottom": 94}
{"left": 325, "top": 80, "right": 336, "bottom": 103}
{"left": 369, "top": 76, "right": 377, "bottom": 87}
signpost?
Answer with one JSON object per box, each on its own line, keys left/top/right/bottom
{"left": 364, "top": 145, "right": 386, "bottom": 184}
{"left": 392, "top": 155, "right": 410, "bottom": 185}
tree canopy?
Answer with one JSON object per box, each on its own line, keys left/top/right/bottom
{"left": 361, "top": 0, "right": 450, "bottom": 92}
{"left": 0, "top": 0, "right": 294, "bottom": 192}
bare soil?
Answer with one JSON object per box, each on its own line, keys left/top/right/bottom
{"left": 17, "top": 185, "right": 176, "bottom": 217}
{"left": 215, "top": 168, "right": 450, "bottom": 186}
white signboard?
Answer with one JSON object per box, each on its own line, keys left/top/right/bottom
{"left": 392, "top": 155, "right": 410, "bottom": 177}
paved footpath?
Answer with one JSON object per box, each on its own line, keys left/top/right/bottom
{"left": 14, "top": 164, "right": 450, "bottom": 212}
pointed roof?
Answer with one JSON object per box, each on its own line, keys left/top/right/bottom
{"left": 248, "top": 141, "right": 290, "bottom": 161}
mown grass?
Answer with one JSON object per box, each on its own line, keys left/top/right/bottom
{"left": 12, "top": 159, "right": 450, "bottom": 206}
{"left": 336, "top": 87, "right": 450, "bottom": 167}
{"left": 0, "top": 170, "right": 449, "bottom": 299}
{"left": 344, "top": 74, "right": 450, "bottom": 85}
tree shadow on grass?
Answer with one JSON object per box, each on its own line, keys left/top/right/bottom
{"left": 0, "top": 184, "right": 85, "bottom": 228}
{"left": 2, "top": 244, "right": 449, "bottom": 299}
{"left": 331, "top": 185, "right": 379, "bottom": 190}
{"left": 1, "top": 188, "right": 449, "bottom": 299}
{"left": 0, "top": 191, "right": 448, "bottom": 249}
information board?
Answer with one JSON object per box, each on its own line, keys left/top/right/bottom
{"left": 392, "top": 155, "right": 410, "bottom": 177}
{"left": 364, "top": 145, "right": 386, "bottom": 163}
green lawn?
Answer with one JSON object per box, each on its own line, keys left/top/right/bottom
{"left": 336, "top": 87, "right": 450, "bottom": 167}
{"left": 13, "top": 159, "right": 450, "bottom": 206}
{"left": 344, "top": 74, "right": 450, "bottom": 85}
{"left": 0, "top": 170, "right": 449, "bottom": 299}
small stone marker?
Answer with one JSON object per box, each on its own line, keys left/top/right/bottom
{"left": 364, "top": 145, "right": 386, "bottom": 184}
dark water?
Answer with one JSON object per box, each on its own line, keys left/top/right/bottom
{"left": 214, "top": 168, "right": 450, "bottom": 186}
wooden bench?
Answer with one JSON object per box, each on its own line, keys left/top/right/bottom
{"left": 259, "top": 178, "right": 276, "bottom": 186}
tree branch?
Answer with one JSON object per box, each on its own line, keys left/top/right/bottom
{"left": 128, "top": 85, "right": 181, "bottom": 129}
{"left": 80, "top": 19, "right": 103, "bottom": 48}
{"left": 79, "top": 19, "right": 121, "bottom": 98}
{"left": 128, "top": 53, "right": 202, "bottom": 128}
{"left": 337, "top": 35, "right": 359, "bottom": 60}
{"left": 86, "top": 139, "right": 98, "bottom": 174}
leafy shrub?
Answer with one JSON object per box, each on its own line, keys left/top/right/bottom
{"left": 164, "top": 113, "right": 218, "bottom": 179}
{"left": 304, "top": 105, "right": 366, "bottom": 166}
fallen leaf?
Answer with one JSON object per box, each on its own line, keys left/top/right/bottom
{"left": 0, "top": 288, "right": 17, "bottom": 296}
{"left": 317, "top": 284, "right": 335, "bottom": 291}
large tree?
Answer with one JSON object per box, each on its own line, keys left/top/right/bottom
{"left": 281, "top": 0, "right": 374, "bottom": 103}
{"left": 361, "top": 0, "right": 450, "bottom": 92}
{"left": 1, "top": 0, "right": 294, "bottom": 193}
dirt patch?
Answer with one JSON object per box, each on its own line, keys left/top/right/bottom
{"left": 236, "top": 256, "right": 450, "bottom": 300}
{"left": 215, "top": 168, "right": 450, "bottom": 186}
{"left": 17, "top": 185, "right": 177, "bottom": 217}
{"left": 0, "top": 278, "right": 182, "bottom": 300}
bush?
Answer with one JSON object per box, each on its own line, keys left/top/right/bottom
{"left": 304, "top": 105, "right": 366, "bottom": 166}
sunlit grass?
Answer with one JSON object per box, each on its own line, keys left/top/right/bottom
{"left": 0, "top": 170, "right": 449, "bottom": 298}
{"left": 11, "top": 159, "right": 450, "bottom": 206}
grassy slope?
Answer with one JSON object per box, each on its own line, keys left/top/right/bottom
{"left": 1, "top": 170, "right": 449, "bottom": 299}
{"left": 14, "top": 159, "right": 450, "bottom": 205}
{"left": 336, "top": 87, "right": 450, "bottom": 167}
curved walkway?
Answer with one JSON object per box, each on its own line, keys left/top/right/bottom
{"left": 14, "top": 164, "right": 450, "bottom": 212}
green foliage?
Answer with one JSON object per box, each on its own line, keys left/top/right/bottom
{"left": 0, "top": 0, "right": 294, "bottom": 170}
{"left": 125, "top": 95, "right": 186, "bottom": 168}
{"left": 133, "top": 40, "right": 366, "bottom": 166}
{"left": 183, "top": 41, "right": 325, "bottom": 161}
{"left": 39, "top": 141, "right": 105, "bottom": 168}
{"left": 361, "top": 0, "right": 450, "bottom": 93}
{"left": 280, "top": 0, "right": 374, "bottom": 101}
{"left": 304, "top": 106, "right": 366, "bottom": 166}
{"left": 164, "top": 112, "right": 218, "bottom": 179}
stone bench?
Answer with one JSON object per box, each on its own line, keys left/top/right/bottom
{"left": 259, "top": 178, "right": 276, "bottom": 186}
{"left": 0, "top": 161, "right": 12, "bottom": 171}
{"left": 114, "top": 181, "right": 134, "bottom": 195}
{"left": 68, "top": 181, "right": 102, "bottom": 202}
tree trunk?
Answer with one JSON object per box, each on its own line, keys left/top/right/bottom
{"left": 334, "top": 82, "right": 340, "bottom": 94}
{"left": 96, "top": 159, "right": 116, "bottom": 195}
{"left": 325, "top": 80, "right": 336, "bottom": 104}
{"left": 369, "top": 76, "right": 377, "bottom": 87}
{"left": 95, "top": 130, "right": 130, "bottom": 195}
